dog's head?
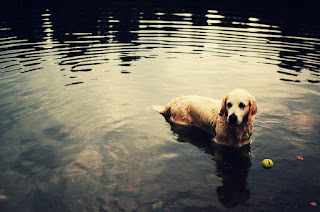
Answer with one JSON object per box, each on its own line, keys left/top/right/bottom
{"left": 219, "top": 89, "right": 257, "bottom": 125}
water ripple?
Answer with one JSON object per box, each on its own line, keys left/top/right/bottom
{"left": 1, "top": 8, "right": 319, "bottom": 83}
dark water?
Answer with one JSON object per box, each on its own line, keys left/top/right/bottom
{"left": 1, "top": 1, "right": 320, "bottom": 211}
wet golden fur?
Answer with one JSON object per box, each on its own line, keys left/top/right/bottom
{"left": 153, "top": 89, "right": 257, "bottom": 147}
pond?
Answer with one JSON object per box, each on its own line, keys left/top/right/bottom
{"left": 0, "top": 1, "right": 319, "bottom": 211}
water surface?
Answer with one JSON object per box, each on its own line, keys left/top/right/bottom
{"left": 0, "top": 2, "right": 320, "bottom": 211}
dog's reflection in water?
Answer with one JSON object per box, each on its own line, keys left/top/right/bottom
{"left": 214, "top": 144, "right": 251, "bottom": 208}
{"left": 170, "top": 123, "right": 251, "bottom": 208}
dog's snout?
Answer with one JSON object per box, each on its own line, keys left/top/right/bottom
{"left": 228, "top": 113, "right": 238, "bottom": 125}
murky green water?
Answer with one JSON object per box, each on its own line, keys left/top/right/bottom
{"left": 1, "top": 1, "right": 319, "bottom": 211}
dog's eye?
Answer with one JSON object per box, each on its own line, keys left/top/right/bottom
{"left": 227, "top": 102, "right": 232, "bottom": 108}
{"left": 239, "top": 102, "right": 245, "bottom": 108}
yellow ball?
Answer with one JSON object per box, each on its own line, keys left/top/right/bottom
{"left": 261, "top": 159, "right": 274, "bottom": 169}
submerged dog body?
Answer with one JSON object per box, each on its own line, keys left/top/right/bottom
{"left": 153, "top": 89, "right": 257, "bottom": 147}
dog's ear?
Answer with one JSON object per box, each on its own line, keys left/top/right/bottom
{"left": 219, "top": 96, "right": 228, "bottom": 116}
{"left": 248, "top": 97, "right": 257, "bottom": 121}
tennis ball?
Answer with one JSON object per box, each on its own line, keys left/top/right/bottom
{"left": 261, "top": 159, "right": 274, "bottom": 169}
{"left": 243, "top": 132, "right": 249, "bottom": 139}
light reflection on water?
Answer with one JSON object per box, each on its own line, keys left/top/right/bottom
{"left": 0, "top": 4, "right": 320, "bottom": 211}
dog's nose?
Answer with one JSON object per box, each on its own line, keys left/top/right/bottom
{"left": 228, "top": 113, "right": 238, "bottom": 125}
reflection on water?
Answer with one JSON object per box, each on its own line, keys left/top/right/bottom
{"left": 216, "top": 149, "right": 251, "bottom": 209}
{"left": 1, "top": 6, "right": 319, "bottom": 84}
{"left": 170, "top": 124, "right": 251, "bottom": 208}
{"left": 0, "top": 1, "right": 320, "bottom": 211}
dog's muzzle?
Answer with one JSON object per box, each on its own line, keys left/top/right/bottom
{"left": 228, "top": 113, "right": 238, "bottom": 125}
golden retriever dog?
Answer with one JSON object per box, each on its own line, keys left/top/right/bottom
{"left": 153, "top": 89, "right": 257, "bottom": 147}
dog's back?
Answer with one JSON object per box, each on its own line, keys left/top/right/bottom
{"left": 153, "top": 96, "right": 221, "bottom": 132}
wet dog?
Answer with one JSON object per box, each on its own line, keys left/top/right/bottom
{"left": 153, "top": 89, "right": 257, "bottom": 147}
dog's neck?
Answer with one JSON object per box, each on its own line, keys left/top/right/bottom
{"left": 229, "top": 120, "right": 252, "bottom": 139}
{"left": 215, "top": 116, "right": 254, "bottom": 147}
